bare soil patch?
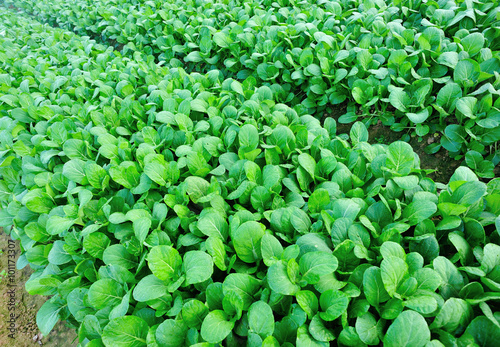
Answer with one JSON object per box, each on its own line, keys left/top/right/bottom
{"left": 0, "top": 231, "right": 78, "bottom": 346}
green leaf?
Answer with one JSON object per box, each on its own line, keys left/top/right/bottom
{"left": 413, "top": 268, "right": 442, "bottom": 291}
{"left": 460, "top": 33, "right": 484, "bottom": 57}
{"left": 48, "top": 240, "right": 72, "bottom": 265}
{"left": 147, "top": 245, "right": 182, "bottom": 281}
{"left": 103, "top": 244, "right": 137, "bottom": 270}
{"left": 185, "top": 176, "right": 211, "bottom": 203}
{"left": 319, "top": 289, "right": 349, "bottom": 321}
{"left": 454, "top": 59, "right": 480, "bottom": 88}
{"left": 200, "top": 310, "right": 234, "bottom": 343}
{"left": 433, "top": 256, "right": 464, "bottom": 299}
{"left": 298, "top": 153, "right": 316, "bottom": 180}
{"left": 197, "top": 212, "right": 229, "bottom": 240}
{"left": 87, "top": 278, "right": 124, "bottom": 310}
{"left": 437, "top": 52, "right": 459, "bottom": 69}
{"left": 299, "top": 252, "right": 338, "bottom": 284}
{"left": 451, "top": 181, "right": 487, "bottom": 206}
{"left": 388, "top": 86, "right": 410, "bottom": 112}
{"left": 404, "top": 295, "right": 438, "bottom": 315}
{"left": 309, "top": 189, "right": 331, "bottom": 214}
{"left": 436, "top": 82, "right": 462, "bottom": 111}
{"left": 223, "top": 273, "right": 260, "bottom": 310}
{"left": 36, "top": 300, "right": 63, "bottom": 336}
{"left": 144, "top": 162, "right": 168, "bottom": 186}
{"left": 350, "top": 122, "right": 369, "bottom": 145}
{"left": 309, "top": 314, "right": 335, "bottom": 342}
{"left": 261, "top": 233, "right": 284, "bottom": 266}
{"left": 355, "top": 312, "right": 380, "bottom": 345}
{"left": 363, "top": 266, "right": 391, "bottom": 306}
{"left": 133, "top": 275, "right": 168, "bottom": 302}
{"left": 464, "top": 316, "right": 500, "bottom": 346}
{"left": 296, "top": 290, "right": 319, "bottom": 319}
{"left": 481, "top": 243, "right": 500, "bottom": 273}
{"left": 133, "top": 217, "right": 151, "bottom": 244}
{"left": 384, "top": 311, "right": 430, "bottom": 347}
{"left": 206, "top": 236, "right": 227, "bottom": 271}
{"left": 403, "top": 200, "right": 437, "bottom": 225}
{"left": 183, "top": 251, "right": 214, "bottom": 285}
{"left": 248, "top": 301, "right": 274, "bottom": 338}
{"left": 296, "top": 325, "right": 329, "bottom": 346}
{"left": 213, "top": 32, "right": 230, "bottom": 48}
{"left": 232, "top": 221, "right": 266, "bottom": 263}
{"left": 46, "top": 216, "right": 74, "bottom": 236}
{"left": 155, "top": 319, "right": 188, "bottom": 346}
{"left": 268, "top": 260, "right": 300, "bottom": 295}
{"left": 386, "top": 142, "right": 414, "bottom": 176}
{"left": 456, "top": 97, "right": 477, "bottom": 118}
{"left": 102, "top": 316, "right": 148, "bottom": 347}
{"left": 429, "top": 298, "right": 473, "bottom": 334}
{"left": 406, "top": 108, "right": 429, "bottom": 124}
{"left": 182, "top": 299, "right": 209, "bottom": 329}
{"left": 239, "top": 124, "right": 259, "bottom": 152}
{"left": 381, "top": 256, "right": 409, "bottom": 296}
{"left": 380, "top": 241, "right": 406, "bottom": 260}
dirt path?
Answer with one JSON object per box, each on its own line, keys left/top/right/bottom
{"left": 0, "top": 231, "right": 78, "bottom": 346}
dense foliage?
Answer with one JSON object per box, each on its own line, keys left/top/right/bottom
{"left": 0, "top": 1, "right": 499, "bottom": 347}
{"left": 5, "top": 0, "right": 500, "bottom": 175}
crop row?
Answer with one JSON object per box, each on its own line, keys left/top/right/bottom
{"left": 5, "top": 0, "right": 500, "bottom": 177}
{"left": 1, "top": 6, "right": 500, "bottom": 347}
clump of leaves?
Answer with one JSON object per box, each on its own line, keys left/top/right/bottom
{"left": 0, "top": 6, "right": 500, "bottom": 347}
{"left": 7, "top": 0, "right": 500, "bottom": 171}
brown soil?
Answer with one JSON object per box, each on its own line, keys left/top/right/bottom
{"left": 0, "top": 231, "right": 78, "bottom": 346}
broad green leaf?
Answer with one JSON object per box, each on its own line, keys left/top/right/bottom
{"left": 388, "top": 86, "right": 410, "bottom": 112}
{"left": 200, "top": 310, "right": 234, "bottom": 343}
{"left": 36, "top": 300, "right": 63, "bottom": 336}
{"left": 268, "top": 260, "right": 300, "bottom": 295}
{"left": 381, "top": 256, "right": 409, "bottom": 296}
{"left": 429, "top": 298, "right": 473, "bottom": 334}
{"left": 103, "top": 244, "right": 137, "bottom": 270}
{"left": 299, "top": 252, "right": 338, "bottom": 284}
{"left": 403, "top": 200, "right": 437, "bottom": 225}
{"left": 319, "top": 289, "right": 349, "bottom": 321}
{"left": 147, "top": 245, "right": 182, "bottom": 281}
{"left": 451, "top": 181, "right": 487, "bottom": 206}
{"left": 384, "top": 311, "right": 430, "bottom": 347}
{"left": 197, "top": 212, "right": 228, "bottom": 240}
{"left": 363, "top": 267, "right": 391, "bottom": 306}
{"left": 464, "top": 316, "right": 500, "bottom": 346}
{"left": 296, "top": 290, "right": 319, "bottom": 319}
{"left": 433, "top": 256, "right": 464, "bottom": 299}
{"left": 309, "top": 189, "right": 331, "bottom": 214}
{"left": 223, "top": 273, "right": 260, "bottom": 310}
{"left": 133, "top": 275, "right": 168, "bottom": 302}
{"left": 232, "top": 221, "right": 265, "bottom": 263}
{"left": 298, "top": 153, "right": 316, "bottom": 180}
{"left": 386, "top": 142, "right": 414, "bottom": 175}
{"left": 182, "top": 299, "right": 208, "bottom": 329}
{"left": 102, "top": 316, "right": 148, "bottom": 347}
{"left": 155, "top": 319, "right": 188, "bottom": 346}
{"left": 87, "top": 278, "right": 124, "bottom": 310}
{"left": 183, "top": 251, "right": 214, "bottom": 285}
{"left": 350, "top": 122, "right": 368, "bottom": 145}
{"left": 461, "top": 33, "right": 484, "bottom": 57}
{"left": 248, "top": 301, "right": 274, "bottom": 338}
{"left": 355, "top": 312, "right": 380, "bottom": 345}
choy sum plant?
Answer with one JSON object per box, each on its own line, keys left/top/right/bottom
{"left": 0, "top": 3, "right": 499, "bottom": 347}
{"left": 6, "top": 0, "right": 500, "bottom": 169}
